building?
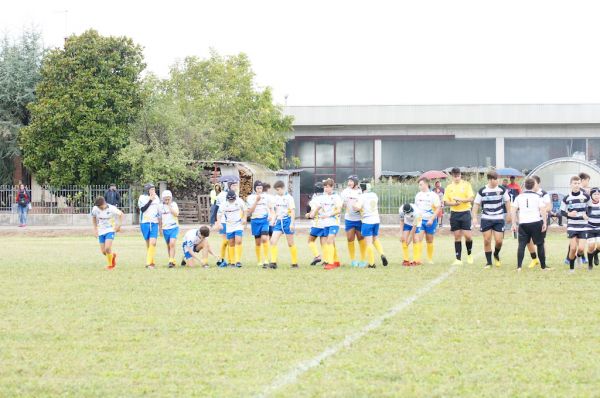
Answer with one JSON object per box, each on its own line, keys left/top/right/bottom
{"left": 284, "top": 104, "right": 600, "bottom": 197}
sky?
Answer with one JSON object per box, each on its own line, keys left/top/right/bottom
{"left": 3, "top": 0, "right": 600, "bottom": 106}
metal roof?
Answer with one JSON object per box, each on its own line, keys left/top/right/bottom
{"left": 284, "top": 104, "right": 600, "bottom": 126}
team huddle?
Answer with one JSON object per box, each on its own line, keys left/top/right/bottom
{"left": 90, "top": 169, "right": 600, "bottom": 272}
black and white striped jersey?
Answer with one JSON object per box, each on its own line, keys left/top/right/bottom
{"left": 587, "top": 201, "right": 600, "bottom": 231}
{"left": 474, "top": 185, "right": 510, "bottom": 220}
{"left": 561, "top": 191, "right": 591, "bottom": 233}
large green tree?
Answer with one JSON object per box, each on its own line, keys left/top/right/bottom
{"left": 0, "top": 29, "right": 44, "bottom": 184}
{"left": 20, "top": 29, "right": 145, "bottom": 185}
{"left": 168, "top": 51, "right": 293, "bottom": 170}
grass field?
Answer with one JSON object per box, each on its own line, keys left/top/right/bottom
{"left": 2, "top": 230, "right": 600, "bottom": 397}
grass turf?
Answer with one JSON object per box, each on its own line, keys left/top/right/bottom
{"left": 1, "top": 231, "right": 599, "bottom": 397}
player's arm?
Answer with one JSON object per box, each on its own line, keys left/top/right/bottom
{"left": 510, "top": 199, "right": 519, "bottom": 232}
{"left": 92, "top": 216, "right": 98, "bottom": 237}
{"left": 458, "top": 184, "right": 475, "bottom": 204}
{"left": 352, "top": 197, "right": 363, "bottom": 212}
{"left": 247, "top": 195, "right": 259, "bottom": 216}
{"left": 170, "top": 202, "right": 179, "bottom": 217}
{"left": 309, "top": 202, "right": 321, "bottom": 219}
{"left": 443, "top": 188, "right": 458, "bottom": 207}
{"left": 539, "top": 202, "right": 548, "bottom": 231}
{"left": 215, "top": 210, "right": 223, "bottom": 230}
{"left": 116, "top": 209, "right": 124, "bottom": 232}
{"left": 504, "top": 192, "right": 512, "bottom": 223}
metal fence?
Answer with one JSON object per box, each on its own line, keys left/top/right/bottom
{"left": 1, "top": 185, "right": 137, "bottom": 214}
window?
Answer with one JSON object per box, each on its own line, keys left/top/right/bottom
{"left": 316, "top": 141, "right": 335, "bottom": 167}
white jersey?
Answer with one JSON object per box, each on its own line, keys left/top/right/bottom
{"left": 218, "top": 198, "right": 246, "bottom": 233}
{"left": 246, "top": 193, "right": 273, "bottom": 219}
{"left": 399, "top": 204, "right": 422, "bottom": 226}
{"left": 91, "top": 204, "right": 122, "bottom": 236}
{"left": 138, "top": 195, "right": 160, "bottom": 224}
{"left": 356, "top": 191, "right": 380, "bottom": 224}
{"left": 316, "top": 193, "right": 342, "bottom": 227}
{"left": 159, "top": 202, "right": 179, "bottom": 230}
{"left": 273, "top": 193, "right": 295, "bottom": 220}
{"left": 341, "top": 187, "right": 363, "bottom": 222}
{"left": 215, "top": 191, "right": 228, "bottom": 208}
{"left": 308, "top": 194, "right": 323, "bottom": 229}
{"left": 513, "top": 191, "right": 545, "bottom": 224}
{"left": 182, "top": 229, "right": 205, "bottom": 249}
{"left": 414, "top": 191, "right": 441, "bottom": 221}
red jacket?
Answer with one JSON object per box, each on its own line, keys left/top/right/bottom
{"left": 15, "top": 189, "right": 30, "bottom": 206}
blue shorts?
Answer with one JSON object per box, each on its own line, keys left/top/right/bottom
{"left": 420, "top": 218, "right": 438, "bottom": 235}
{"left": 310, "top": 227, "right": 325, "bottom": 237}
{"left": 219, "top": 222, "right": 227, "bottom": 235}
{"left": 403, "top": 224, "right": 421, "bottom": 234}
{"left": 344, "top": 219, "right": 362, "bottom": 231}
{"left": 141, "top": 222, "right": 159, "bottom": 240}
{"left": 361, "top": 223, "right": 380, "bottom": 237}
{"left": 323, "top": 225, "right": 340, "bottom": 237}
{"left": 98, "top": 232, "right": 115, "bottom": 244}
{"left": 182, "top": 242, "right": 194, "bottom": 259}
{"left": 273, "top": 217, "right": 294, "bottom": 235}
{"left": 251, "top": 217, "right": 270, "bottom": 237}
{"left": 226, "top": 230, "right": 243, "bottom": 240}
{"left": 163, "top": 227, "right": 179, "bottom": 243}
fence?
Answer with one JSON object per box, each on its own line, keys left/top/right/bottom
{"left": 1, "top": 185, "right": 137, "bottom": 214}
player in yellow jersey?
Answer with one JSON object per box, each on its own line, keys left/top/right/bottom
{"left": 443, "top": 168, "right": 475, "bottom": 265}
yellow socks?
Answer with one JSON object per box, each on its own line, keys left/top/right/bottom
{"left": 358, "top": 239, "right": 367, "bottom": 262}
{"left": 414, "top": 241, "right": 422, "bottom": 262}
{"left": 427, "top": 242, "right": 434, "bottom": 261}
{"left": 402, "top": 242, "right": 410, "bottom": 261}
{"left": 270, "top": 245, "right": 279, "bottom": 263}
{"left": 255, "top": 245, "right": 262, "bottom": 263}
{"left": 106, "top": 253, "right": 113, "bottom": 267}
{"left": 235, "top": 244, "right": 242, "bottom": 263}
{"left": 308, "top": 240, "right": 319, "bottom": 257}
{"left": 347, "top": 241, "right": 356, "bottom": 261}
{"left": 366, "top": 244, "right": 375, "bottom": 265}
{"left": 322, "top": 244, "right": 332, "bottom": 264}
{"left": 290, "top": 244, "right": 298, "bottom": 264}
{"left": 228, "top": 245, "right": 235, "bottom": 265}
{"left": 334, "top": 245, "right": 340, "bottom": 263}
{"left": 374, "top": 239, "right": 385, "bottom": 255}
{"left": 146, "top": 245, "right": 156, "bottom": 265}
{"left": 262, "top": 242, "right": 270, "bottom": 263}
{"left": 220, "top": 239, "right": 228, "bottom": 260}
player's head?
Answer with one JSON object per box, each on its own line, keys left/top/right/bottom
{"left": 487, "top": 171, "right": 499, "bottom": 188}
{"left": 322, "top": 178, "right": 334, "bottom": 194}
{"left": 313, "top": 181, "right": 324, "bottom": 194}
{"left": 530, "top": 175, "right": 541, "bottom": 190}
{"left": 144, "top": 183, "right": 155, "bottom": 195}
{"left": 570, "top": 175, "right": 581, "bottom": 191}
{"left": 418, "top": 177, "right": 430, "bottom": 192}
{"left": 95, "top": 196, "right": 107, "bottom": 209}
{"left": 198, "top": 225, "right": 210, "bottom": 238}
{"left": 253, "top": 180, "right": 263, "bottom": 194}
{"left": 359, "top": 179, "right": 370, "bottom": 192}
{"left": 591, "top": 188, "right": 600, "bottom": 203}
{"left": 510, "top": 176, "right": 516, "bottom": 182}
{"left": 402, "top": 203, "right": 413, "bottom": 214}
{"left": 450, "top": 167, "right": 461, "bottom": 182}
{"left": 347, "top": 175, "right": 359, "bottom": 189}
{"left": 274, "top": 180, "right": 285, "bottom": 195}
{"left": 579, "top": 172, "right": 590, "bottom": 187}
{"left": 161, "top": 190, "right": 172, "bottom": 203}
{"left": 435, "top": 180, "right": 441, "bottom": 188}
{"left": 228, "top": 181, "right": 239, "bottom": 193}
{"left": 226, "top": 189, "right": 237, "bottom": 202}
{"left": 263, "top": 182, "right": 271, "bottom": 193}
{"left": 524, "top": 178, "right": 535, "bottom": 191}
{"left": 502, "top": 178, "right": 509, "bottom": 186}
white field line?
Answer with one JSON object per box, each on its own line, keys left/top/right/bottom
{"left": 257, "top": 263, "right": 464, "bottom": 398}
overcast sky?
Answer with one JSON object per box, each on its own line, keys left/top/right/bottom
{"left": 3, "top": 0, "right": 600, "bottom": 106}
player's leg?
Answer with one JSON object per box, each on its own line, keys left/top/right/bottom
{"left": 568, "top": 236, "right": 578, "bottom": 271}
{"left": 227, "top": 234, "right": 236, "bottom": 267}
{"left": 308, "top": 233, "right": 321, "bottom": 265}
{"left": 234, "top": 234, "right": 243, "bottom": 267}
{"left": 286, "top": 230, "right": 298, "bottom": 268}
{"left": 482, "top": 229, "right": 493, "bottom": 267}
{"left": 372, "top": 224, "right": 385, "bottom": 266}
{"left": 578, "top": 236, "right": 587, "bottom": 265}
{"left": 346, "top": 225, "right": 357, "bottom": 266}
{"left": 269, "top": 230, "right": 282, "bottom": 269}
{"left": 356, "top": 229, "right": 367, "bottom": 267}
{"left": 412, "top": 228, "right": 424, "bottom": 266}
{"left": 401, "top": 228, "right": 411, "bottom": 265}
{"left": 462, "top": 212, "right": 474, "bottom": 264}
{"left": 218, "top": 221, "right": 229, "bottom": 266}
{"left": 492, "top": 227, "right": 504, "bottom": 267}
{"left": 516, "top": 224, "right": 531, "bottom": 270}
{"left": 587, "top": 236, "right": 596, "bottom": 270}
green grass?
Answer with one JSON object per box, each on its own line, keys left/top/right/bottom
{"left": 1, "top": 231, "right": 600, "bottom": 397}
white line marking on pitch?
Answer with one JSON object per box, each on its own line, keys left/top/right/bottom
{"left": 256, "top": 265, "right": 459, "bottom": 398}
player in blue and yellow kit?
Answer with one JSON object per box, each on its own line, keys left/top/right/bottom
{"left": 269, "top": 180, "right": 298, "bottom": 269}
{"left": 91, "top": 196, "right": 124, "bottom": 269}
{"left": 247, "top": 181, "right": 274, "bottom": 268}
{"left": 138, "top": 183, "right": 161, "bottom": 269}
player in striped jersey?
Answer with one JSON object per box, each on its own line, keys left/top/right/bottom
{"left": 561, "top": 175, "right": 591, "bottom": 272}
{"left": 399, "top": 203, "right": 422, "bottom": 266}
{"left": 414, "top": 177, "right": 441, "bottom": 265}
{"left": 472, "top": 171, "right": 510, "bottom": 268}
{"left": 305, "top": 182, "right": 325, "bottom": 266}
{"left": 527, "top": 175, "right": 551, "bottom": 268}
{"left": 586, "top": 187, "right": 600, "bottom": 269}
{"left": 216, "top": 190, "right": 247, "bottom": 268}
{"left": 159, "top": 190, "right": 180, "bottom": 268}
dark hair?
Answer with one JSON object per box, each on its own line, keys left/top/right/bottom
{"left": 273, "top": 180, "right": 285, "bottom": 189}
{"left": 450, "top": 167, "right": 461, "bottom": 175}
{"left": 418, "top": 177, "right": 430, "bottom": 186}
{"left": 524, "top": 178, "right": 535, "bottom": 190}
{"left": 95, "top": 196, "right": 106, "bottom": 207}
{"left": 531, "top": 175, "right": 541, "bottom": 184}
{"left": 579, "top": 172, "right": 590, "bottom": 180}
{"left": 402, "top": 203, "right": 413, "bottom": 213}
{"left": 487, "top": 171, "right": 498, "bottom": 180}
{"left": 263, "top": 183, "right": 271, "bottom": 190}
{"left": 322, "top": 178, "right": 335, "bottom": 187}
{"left": 253, "top": 180, "right": 263, "bottom": 190}
{"left": 199, "top": 225, "right": 210, "bottom": 237}
{"left": 571, "top": 175, "right": 581, "bottom": 183}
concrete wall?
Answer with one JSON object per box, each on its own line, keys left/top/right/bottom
{"left": 0, "top": 213, "right": 136, "bottom": 226}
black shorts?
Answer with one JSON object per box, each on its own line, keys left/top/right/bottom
{"left": 450, "top": 211, "right": 472, "bottom": 232}
{"left": 519, "top": 221, "right": 544, "bottom": 246}
{"left": 480, "top": 219, "right": 505, "bottom": 233}
{"left": 587, "top": 230, "right": 600, "bottom": 239}
{"left": 567, "top": 231, "right": 587, "bottom": 239}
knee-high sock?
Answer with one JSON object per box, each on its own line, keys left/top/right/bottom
{"left": 465, "top": 240, "right": 473, "bottom": 255}
{"left": 366, "top": 244, "right": 375, "bottom": 265}
{"left": 373, "top": 239, "right": 385, "bottom": 255}
{"left": 454, "top": 241, "right": 462, "bottom": 260}
{"left": 270, "top": 245, "right": 278, "bottom": 263}
{"left": 262, "top": 241, "right": 270, "bottom": 263}
{"left": 323, "top": 244, "right": 332, "bottom": 264}
{"left": 414, "top": 241, "right": 422, "bottom": 262}
{"left": 255, "top": 244, "right": 262, "bottom": 263}
{"left": 537, "top": 244, "right": 546, "bottom": 269}
{"left": 290, "top": 244, "right": 298, "bottom": 264}
{"left": 146, "top": 245, "right": 156, "bottom": 265}
{"left": 308, "top": 240, "right": 319, "bottom": 257}
{"left": 220, "top": 239, "right": 228, "bottom": 260}
{"left": 402, "top": 242, "right": 409, "bottom": 261}
{"left": 494, "top": 244, "right": 502, "bottom": 260}
{"left": 235, "top": 244, "right": 242, "bottom": 263}
{"left": 106, "top": 253, "right": 113, "bottom": 266}
{"left": 426, "top": 242, "right": 434, "bottom": 261}
{"left": 333, "top": 245, "right": 340, "bottom": 263}
{"left": 228, "top": 245, "right": 235, "bottom": 264}
{"left": 347, "top": 241, "right": 356, "bottom": 261}
{"left": 358, "top": 239, "right": 367, "bottom": 261}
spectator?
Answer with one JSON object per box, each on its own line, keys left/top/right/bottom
{"left": 104, "top": 183, "right": 121, "bottom": 207}
{"left": 432, "top": 180, "right": 445, "bottom": 226}
{"left": 209, "top": 184, "right": 221, "bottom": 226}
{"left": 549, "top": 193, "right": 563, "bottom": 226}
{"left": 507, "top": 176, "right": 522, "bottom": 201}
{"left": 15, "top": 183, "right": 31, "bottom": 227}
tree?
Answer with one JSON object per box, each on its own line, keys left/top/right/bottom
{"left": 168, "top": 51, "right": 293, "bottom": 170}
{"left": 20, "top": 29, "right": 145, "bottom": 185}
{"left": 0, "top": 29, "right": 44, "bottom": 184}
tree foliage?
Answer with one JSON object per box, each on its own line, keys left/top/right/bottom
{"left": 20, "top": 29, "right": 145, "bottom": 185}
{"left": 0, "top": 29, "right": 44, "bottom": 184}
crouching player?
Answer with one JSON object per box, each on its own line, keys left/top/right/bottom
{"left": 181, "top": 226, "right": 212, "bottom": 267}
{"left": 91, "top": 196, "right": 124, "bottom": 269}
{"left": 353, "top": 181, "right": 386, "bottom": 268}
{"left": 270, "top": 180, "right": 298, "bottom": 269}
{"left": 399, "top": 203, "right": 422, "bottom": 266}
{"left": 159, "top": 190, "right": 180, "bottom": 268}
{"left": 216, "top": 190, "right": 246, "bottom": 268}
{"left": 587, "top": 187, "right": 600, "bottom": 269}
